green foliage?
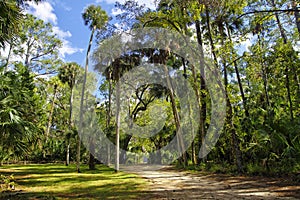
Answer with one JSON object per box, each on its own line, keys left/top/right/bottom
{"left": 0, "top": 0, "right": 300, "bottom": 176}
{"left": 58, "top": 62, "right": 81, "bottom": 89}
{"left": 0, "top": 0, "right": 22, "bottom": 48}
{"left": 0, "top": 63, "right": 45, "bottom": 161}
{"left": 11, "top": 14, "right": 62, "bottom": 71}
{"left": 82, "top": 5, "right": 109, "bottom": 31}
{"left": 0, "top": 174, "right": 15, "bottom": 191}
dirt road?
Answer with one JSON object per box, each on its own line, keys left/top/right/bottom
{"left": 120, "top": 165, "right": 300, "bottom": 200}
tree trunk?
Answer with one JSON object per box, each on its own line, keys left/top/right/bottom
{"left": 66, "top": 86, "right": 74, "bottom": 166}
{"left": 223, "top": 55, "right": 243, "bottom": 173}
{"left": 79, "top": 26, "right": 95, "bottom": 173}
{"left": 66, "top": 141, "right": 70, "bottom": 166}
{"left": 120, "top": 135, "right": 132, "bottom": 164}
{"left": 70, "top": 87, "right": 74, "bottom": 129}
{"left": 107, "top": 143, "right": 111, "bottom": 165}
{"left": 162, "top": 54, "right": 187, "bottom": 167}
{"left": 226, "top": 23, "right": 249, "bottom": 118}
{"left": 76, "top": 135, "right": 81, "bottom": 173}
{"left": 217, "top": 21, "right": 243, "bottom": 173}
{"left": 44, "top": 83, "right": 58, "bottom": 159}
{"left": 46, "top": 84, "right": 57, "bottom": 142}
{"left": 106, "top": 70, "right": 112, "bottom": 166}
{"left": 24, "top": 39, "right": 32, "bottom": 67}
{"left": 183, "top": 58, "right": 196, "bottom": 165}
{"left": 271, "top": 0, "right": 294, "bottom": 120}
{"left": 89, "top": 137, "right": 95, "bottom": 170}
{"left": 195, "top": 19, "right": 208, "bottom": 163}
{"left": 257, "top": 34, "right": 271, "bottom": 111}
{"left": 205, "top": 8, "right": 219, "bottom": 68}
{"left": 115, "top": 66, "right": 120, "bottom": 172}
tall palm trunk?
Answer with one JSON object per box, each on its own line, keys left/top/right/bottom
{"left": 46, "top": 84, "right": 58, "bottom": 142}
{"left": 66, "top": 142, "right": 70, "bottom": 166}
{"left": 66, "top": 85, "right": 74, "bottom": 166}
{"left": 115, "top": 64, "right": 120, "bottom": 172}
{"left": 195, "top": 19, "right": 207, "bottom": 163}
{"left": 79, "top": 25, "right": 96, "bottom": 173}
{"left": 106, "top": 70, "right": 112, "bottom": 165}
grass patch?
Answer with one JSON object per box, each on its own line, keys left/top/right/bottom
{"left": 0, "top": 164, "right": 148, "bottom": 199}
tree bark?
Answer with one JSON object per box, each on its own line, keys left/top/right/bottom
{"left": 106, "top": 70, "right": 112, "bottom": 166}
{"left": 24, "top": 39, "right": 34, "bottom": 67}
{"left": 183, "top": 58, "right": 197, "bottom": 165}
{"left": 226, "top": 23, "right": 249, "bottom": 118}
{"left": 79, "top": 26, "right": 95, "bottom": 173}
{"left": 217, "top": 20, "right": 243, "bottom": 173}
{"left": 162, "top": 53, "right": 187, "bottom": 167}
{"left": 89, "top": 137, "right": 95, "bottom": 170}
{"left": 270, "top": 0, "right": 294, "bottom": 120}
{"left": 66, "top": 141, "right": 70, "bottom": 166}
{"left": 46, "top": 84, "right": 57, "bottom": 143}
{"left": 258, "top": 34, "right": 271, "bottom": 111}
{"left": 195, "top": 19, "right": 207, "bottom": 163}
{"left": 66, "top": 86, "right": 75, "bottom": 166}
{"left": 115, "top": 66, "right": 120, "bottom": 172}
{"left": 205, "top": 8, "right": 219, "bottom": 68}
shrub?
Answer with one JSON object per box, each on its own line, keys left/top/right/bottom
{"left": 0, "top": 174, "right": 15, "bottom": 191}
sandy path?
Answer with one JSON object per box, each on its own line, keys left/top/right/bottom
{"left": 120, "top": 165, "right": 300, "bottom": 200}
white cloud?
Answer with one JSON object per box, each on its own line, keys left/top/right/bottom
{"left": 26, "top": 2, "right": 58, "bottom": 25}
{"left": 59, "top": 40, "right": 84, "bottom": 58}
{"left": 52, "top": 27, "right": 84, "bottom": 58}
{"left": 113, "top": 23, "right": 121, "bottom": 29}
{"left": 96, "top": 0, "right": 158, "bottom": 10}
{"left": 53, "top": 26, "right": 72, "bottom": 38}
{"left": 26, "top": 2, "right": 82, "bottom": 58}
{"left": 111, "top": 8, "right": 125, "bottom": 16}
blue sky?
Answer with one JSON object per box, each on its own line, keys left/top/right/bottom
{"left": 25, "top": 0, "right": 157, "bottom": 66}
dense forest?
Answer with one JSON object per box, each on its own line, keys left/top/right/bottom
{"left": 0, "top": 0, "right": 299, "bottom": 175}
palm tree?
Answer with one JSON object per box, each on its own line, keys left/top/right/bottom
{"left": 58, "top": 62, "right": 81, "bottom": 166}
{"left": 43, "top": 76, "right": 64, "bottom": 159}
{"left": 0, "top": 64, "right": 40, "bottom": 164}
{"left": 45, "top": 77, "right": 63, "bottom": 142}
{"left": 80, "top": 5, "right": 108, "bottom": 172}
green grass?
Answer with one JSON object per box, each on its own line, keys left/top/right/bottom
{"left": 0, "top": 164, "right": 148, "bottom": 199}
